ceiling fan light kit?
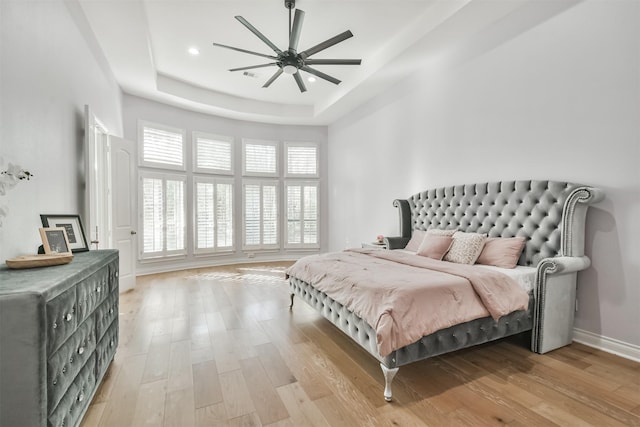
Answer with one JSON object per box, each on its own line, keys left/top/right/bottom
{"left": 213, "top": 0, "right": 361, "bottom": 92}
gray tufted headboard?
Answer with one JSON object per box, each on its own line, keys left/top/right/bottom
{"left": 392, "top": 180, "right": 604, "bottom": 267}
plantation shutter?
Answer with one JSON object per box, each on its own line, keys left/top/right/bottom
{"left": 263, "top": 184, "right": 278, "bottom": 245}
{"left": 165, "top": 180, "right": 185, "bottom": 251}
{"left": 303, "top": 185, "right": 318, "bottom": 244}
{"left": 142, "top": 126, "right": 184, "bottom": 167}
{"left": 142, "top": 177, "right": 164, "bottom": 253}
{"left": 285, "top": 181, "right": 318, "bottom": 248}
{"left": 141, "top": 174, "right": 186, "bottom": 257}
{"left": 286, "top": 145, "right": 317, "bottom": 176}
{"left": 244, "top": 184, "right": 261, "bottom": 246}
{"left": 244, "top": 142, "right": 277, "bottom": 175}
{"left": 194, "top": 179, "right": 234, "bottom": 253}
{"left": 216, "top": 183, "right": 233, "bottom": 248}
{"left": 195, "top": 135, "right": 233, "bottom": 173}
{"left": 195, "top": 182, "right": 215, "bottom": 249}
{"left": 243, "top": 181, "right": 279, "bottom": 248}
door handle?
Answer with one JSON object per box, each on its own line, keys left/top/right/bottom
{"left": 130, "top": 231, "right": 137, "bottom": 235}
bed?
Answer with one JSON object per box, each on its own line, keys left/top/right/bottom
{"left": 287, "top": 180, "right": 603, "bottom": 401}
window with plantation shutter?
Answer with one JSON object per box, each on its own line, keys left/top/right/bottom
{"left": 243, "top": 140, "right": 278, "bottom": 176}
{"left": 194, "top": 132, "right": 233, "bottom": 174}
{"left": 285, "top": 143, "right": 318, "bottom": 177}
{"left": 194, "top": 178, "right": 234, "bottom": 253}
{"left": 140, "top": 122, "right": 185, "bottom": 170}
{"left": 140, "top": 173, "right": 186, "bottom": 258}
{"left": 285, "top": 181, "right": 319, "bottom": 248}
{"left": 243, "top": 180, "right": 279, "bottom": 249}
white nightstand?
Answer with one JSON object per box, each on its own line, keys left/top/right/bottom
{"left": 362, "top": 242, "right": 387, "bottom": 250}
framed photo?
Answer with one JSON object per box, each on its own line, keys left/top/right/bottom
{"left": 39, "top": 227, "right": 72, "bottom": 255}
{"left": 40, "top": 214, "right": 89, "bottom": 253}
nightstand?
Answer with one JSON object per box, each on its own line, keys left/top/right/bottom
{"left": 362, "top": 242, "right": 387, "bottom": 250}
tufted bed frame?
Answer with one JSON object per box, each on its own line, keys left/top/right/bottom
{"left": 288, "top": 180, "right": 603, "bottom": 401}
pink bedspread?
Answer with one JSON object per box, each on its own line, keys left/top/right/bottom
{"left": 286, "top": 249, "right": 529, "bottom": 357}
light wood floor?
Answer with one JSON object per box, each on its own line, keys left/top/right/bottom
{"left": 81, "top": 262, "right": 640, "bottom": 427}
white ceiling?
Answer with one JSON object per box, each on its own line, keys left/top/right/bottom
{"left": 77, "top": 0, "right": 533, "bottom": 125}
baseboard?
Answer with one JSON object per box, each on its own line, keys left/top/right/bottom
{"left": 573, "top": 328, "right": 640, "bottom": 363}
{"left": 136, "top": 253, "right": 302, "bottom": 277}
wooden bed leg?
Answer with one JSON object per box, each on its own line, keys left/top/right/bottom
{"left": 289, "top": 293, "right": 294, "bottom": 310}
{"left": 380, "top": 363, "right": 399, "bottom": 402}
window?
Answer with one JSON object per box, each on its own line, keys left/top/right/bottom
{"left": 136, "top": 119, "right": 322, "bottom": 263}
{"left": 243, "top": 181, "right": 279, "bottom": 249}
{"left": 194, "top": 178, "right": 234, "bottom": 253}
{"left": 285, "top": 142, "right": 318, "bottom": 177}
{"left": 285, "top": 182, "right": 319, "bottom": 248}
{"left": 243, "top": 139, "right": 278, "bottom": 176}
{"left": 140, "top": 173, "right": 186, "bottom": 258}
{"left": 139, "top": 122, "right": 185, "bottom": 170}
{"left": 193, "top": 132, "right": 233, "bottom": 174}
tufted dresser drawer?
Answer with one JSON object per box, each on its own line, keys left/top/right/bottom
{"left": 47, "top": 286, "right": 78, "bottom": 355}
{"left": 0, "top": 250, "right": 119, "bottom": 427}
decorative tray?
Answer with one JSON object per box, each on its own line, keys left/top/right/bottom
{"left": 5, "top": 254, "right": 74, "bottom": 269}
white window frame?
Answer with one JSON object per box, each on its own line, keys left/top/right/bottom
{"left": 242, "top": 179, "right": 280, "bottom": 251}
{"left": 284, "top": 181, "right": 320, "bottom": 249}
{"left": 193, "top": 132, "right": 234, "bottom": 175}
{"left": 193, "top": 176, "right": 235, "bottom": 255}
{"left": 284, "top": 142, "right": 319, "bottom": 178}
{"left": 139, "top": 171, "right": 187, "bottom": 259}
{"left": 242, "top": 139, "right": 279, "bottom": 177}
{"left": 138, "top": 120, "right": 186, "bottom": 171}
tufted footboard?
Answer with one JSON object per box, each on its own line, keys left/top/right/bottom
{"left": 289, "top": 276, "right": 534, "bottom": 400}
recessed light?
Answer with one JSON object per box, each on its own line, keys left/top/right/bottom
{"left": 307, "top": 76, "right": 316, "bottom": 83}
{"left": 188, "top": 47, "right": 200, "bottom": 56}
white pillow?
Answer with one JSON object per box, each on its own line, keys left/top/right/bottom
{"left": 443, "top": 231, "right": 487, "bottom": 264}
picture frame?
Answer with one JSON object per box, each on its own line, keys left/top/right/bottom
{"left": 39, "top": 227, "right": 72, "bottom": 255}
{"left": 40, "top": 214, "right": 89, "bottom": 253}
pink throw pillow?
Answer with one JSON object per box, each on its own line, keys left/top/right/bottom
{"left": 404, "top": 230, "right": 426, "bottom": 252}
{"left": 476, "top": 237, "right": 526, "bottom": 269}
{"left": 416, "top": 234, "right": 453, "bottom": 260}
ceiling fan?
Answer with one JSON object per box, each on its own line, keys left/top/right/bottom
{"left": 213, "top": 0, "right": 362, "bottom": 93}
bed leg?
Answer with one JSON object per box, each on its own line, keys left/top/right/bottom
{"left": 289, "top": 293, "right": 294, "bottom": 310}
{"left": 380, "top": 363, "right": 399, "bottom": 402}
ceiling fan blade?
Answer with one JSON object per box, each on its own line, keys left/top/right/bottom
{"left": 213, "top": 43, "right": 277, "bottom": 60}
{"left": 293, "top": 71, "right": 307, "bottom": 93}
{"left": 235, "top": 16, "right": 283, "bottom": 55}
{"left": 263, "top": 69, "right": 284, "bottom": 88}
{"left": 300, "top": 30, "right": 353, "bottom": 59}
{"left": 289, "top": 9, "right": 305, "bottom": 52}
{"left": 229, "top": 63, "right": 277, "bottom": 72}
{"left": 304, "top": 59, "right": 361, "bottom": 65}
{"left": 301, "top": 66, "right": 341, "bottom": 85}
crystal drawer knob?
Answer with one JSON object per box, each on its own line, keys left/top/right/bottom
{"left": 52, "top": 322, "right": 58, "bottom": 329}
{"left": 110, "top": 340, "right": 114, "bottom": 347}
{"left": 78, "top": 346, "right": 85, "bottom": 355}
{"left": 109, "top": 308, "right": 114, "bottom": 315}
{"left": 97, "top": 286, "right": 101, "bottom": 293}
{"left": 65, "top": 313, "right": 73, "bottom": 322}
{"left": 78, "top": 393, "right": 84, "bottom": 402}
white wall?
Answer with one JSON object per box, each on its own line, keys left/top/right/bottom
{"left": 0, "top": 1, "right": 123, "bottom": 260}
{"left": 122, "top": 94, "right": 328, "bottom": 274}
{"left": 328, "top": 0, "right": 640, "bottom": 349}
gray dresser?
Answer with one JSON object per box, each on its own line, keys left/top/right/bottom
{"left": 0, "top": 250, "right": 119, "bottom": 427}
